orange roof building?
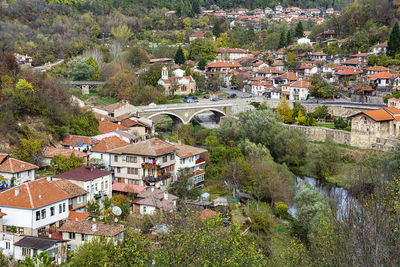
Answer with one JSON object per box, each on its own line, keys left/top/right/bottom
{"left": 0, "top": 178, "right": 70, "bottom": 235}
{"left": 0, "top": 154, "right": 38, "bottom": 187}
{"left": 98, "top": 121, "right": 129, "bottom": 134}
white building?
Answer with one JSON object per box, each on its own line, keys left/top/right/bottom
{"left": 134, "top": 187, "right": 178, "bottom": 215}
{"left": 52, "top": 166, "right": 112, "bottom": 203}
{"left": 0, "top": 178, "right": 69, "bottom": 236}
{"left": 0, "top": 154, "right": 38, "bottom": 187}
{"left": 89, "top": 136, "right": 129, "bottom": 170}
{"left": 285, "top": 80, "right": 311, "bottom": 100}
{"left": 61, "top": 135, "right": 98, "bottom": 153}
{"left": 174, "top": 143, "right": 207, "bottom": 189}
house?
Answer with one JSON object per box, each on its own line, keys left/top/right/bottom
{"left": 13, "top": 236, "right": 68, "bottom": 264}
{"left": 326, "top": 8, "right": 334, "bottom": 15}
{"left": 275, "top": 5, "right": 283, "bottom": 13}
{"left": 188, "top": 32, "right": 215, "bottom": 42}
{"left": 350, "top": 107, "right": 400, "bottom": 148}
{"left": 94, "top": 130, "right": 140, "bottom": 144}
{"left": 174, "top": 143, "right": 207, "bottom": 189}
{"left": 98, "top": 121, "right": 129, "bottom": 134}
{"left": 42, "top": 147, "right": 88, "bottom": 167}
{"left": 297, "top": 37, "right": 312, "bottom": 45}
{"left": 388, "top": 97, "right": 400, "bottom": 108}
{"left": 205, "top": 61, "right": 242, "bottom": 74}
{"left": 0, "top": 178, "right": 69, "bottom": 236}
{"left": 89, "top": 136, "right": 129, "bottom": 170}
{"left": 61, "top": 135, "right": 98, "bottom": 152}
{"left": 216, "top": 48, "right": 253, "bottom": 61}
{"left": 102, "top": 100, "right": 141, "bottom": 118}
{"left": 112, "top": 182, "right": 146, "bottom": 196}
{"left": 52, "top": 166, "right": 112, "bottom": 203}
{"left": 157, "top": 66, "right": 196, "bottom": 95}
{"left": 14, "top": 53, "right": 33, "bottom": 65}
{"left": 119, "top": 117, "right": 154, "bottom": 136}
{"left": 58, "top": 220, "right": 124, "bottom": 250}
{"left": 251, "top": 81, "right": 274, "bottom": 96}
{"left": 273, "top": 72, "right": 300, "bottom": 87}
{"left": 364, "top": 66, "right": 388, "bottom": 75}
{"left": 256, "top": 67, "right": 284, "bottom": 78}
{"left": 283, "top": 80, "right": 311, "bottom": 100}
{"left": 108, "top": 138, "right": 176, "bottom": 187}
{"left": 133, "top": 187, "right": 178, "bottom": 215}
{"left": 342, "top": 57, "right": 362, "bottom": 67}
{"left": 299, "top": 65, "right": 319, "bottom": 76}
{"left": 310, "top": 52, "right": 327, "bottom": 61}
{"left": 372, "top": 42, "right": 388, "bottom": 55}
{"left": 53, "top": 179, "right": 88, "bottom": 212}
{"left": 0, "top": 154, "right": 38, "bottom": 187}
{"left": 367, "top": 72, "right": 400, "bottom": 88}
{"left": 272, "top": 60, "right": 285, "bottom": 71}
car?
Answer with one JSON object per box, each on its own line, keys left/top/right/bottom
{"left": 211, "top": 97, "right": 223, "bottom": 101}
{"left": 240, "top": 94, "right": 252, "bottom": 98}
{"left": 227, "top": 93, "right": 237, "bottom": 99}
{"left": 192, "top": 96, "right": 198, "bottom": 100}
{"left": 203, "top": 95, "right": 210, "bottom": 99}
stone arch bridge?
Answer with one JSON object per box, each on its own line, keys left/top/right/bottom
{"left": 138, "top": 102, "right": 236, "bottom": 126}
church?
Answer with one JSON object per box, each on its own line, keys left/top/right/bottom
{"left": 157, "top": 66, "right": 197, "bottom": 96}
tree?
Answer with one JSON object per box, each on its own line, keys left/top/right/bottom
{"left": 191, "top": 0, "right": 200, "bottom": 15}
{"left": 67, "top": 58, "right": 95, "bottom": 81}
{"left": 310, "top": 74, "right": 335, "bottom": 99}
{"left": 277, "top": 31, "right": 287, "bottom": 49}
{"left": 276, "top": 98, "right": 293, "bottom": 123}
{"left": 169, "top": 167, "right": 191, "bottom": 199}
{"left": 333, "top": 117, "right": 348, "bottom": 129}
{"left": 85, "top": 56, "right": 99, "bottom": 80}
{"left": 295, "top": 21, "right": 304, "bottom": 38}
{"left": 216, "top": 32, "right": 229, "bottom": 47}
{"left": 387, "top": 22, "right": 400, "bottom": 57}
{"left": 295, "top": 110, "right": 306, "bottom": 125}
{"left": 71, "top": 111, "right": 99, "bottom": 136}
{"left": 9, "top": 79, "right": 39, "bottom": 116}
{"left": 286, "top": 30, "right": 293, "bottom": 45}
{"left": 212, "top": 21, "right": 222, "bottom": 37}
{"left": 189, "top": 38, "right": 217, "bottom": 61}
{"left": 13, "top": 136, "right": 44, "bottom": 165}
{"left": 174, "top": 46, "right": 185, "bottom": 65}
{"left": 71, "top": 237, "right": 113, "bottom": 266}
{"left": 197, "top": 57, "right": 207, "bottom": 70}
{"left": 111, "top": 24, "right": 132, "bottom": 46}
{"left": 50, "top": 153, "right": 85, "bottom": 174}
{"left": 313, "top": 105, "right": 329, "bottom": 120}
{"left": 126, "top": 46, "right": 150, "bottom": 68}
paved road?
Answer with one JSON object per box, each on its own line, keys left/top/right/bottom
{"left": 219, "top": 87, "right": 252, "bottom": 98}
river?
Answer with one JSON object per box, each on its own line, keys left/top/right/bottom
{"left": 289, "top": 176, "right": 357, "bottom": 219}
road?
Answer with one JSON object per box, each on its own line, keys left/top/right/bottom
{"left": 219, "top": 87, "right": 252, "bottom": 98}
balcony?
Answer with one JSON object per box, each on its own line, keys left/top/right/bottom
{"left": 143, "top": 173, "right": 171, "bottom": 184}
{"left": 195, "top": 158, "right": 206, "bottom": 165}
{"left": 142, "top": 162, "right": 160, "bottom": 169}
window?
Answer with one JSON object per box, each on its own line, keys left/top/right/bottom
{"left": 81, "top": 234, "right": 86, "bottom": 241}
{"left": 127, "top": 168, "right": 139, "bottom": 175}
{"left": 126, "top": 156, "right": 137, "bottom": 163}
{"left": 5, "top": 242, "right": 10, "bottom": 250}
{"left": 62, "top": 203, "right": 66, "bottom": 212}
{"left": 114, "top": 155, "right": 118, "bottom": 162}
{"left": 95, "top": 183, "right": 98, "bottom": 192}
{"left": 22, "top": 248, "right": 31, "bottom": 257}
{"left": 59, "top": 204, "right": 62, "bottom": 213}
{"left": 41, "top": 209, "right": 46, "bottom": 219}
{"left": 86, "top": 186, "right": 90, "bottom": 192}
{"left": 101, "top": 181, "right": 104, "bottom": 191}
{"left": 19, "top": 228, "right": 24, "bottom": 235}
{"left": 77, "top": 195, "right": 83, "bottom": 204}
{"left": 105, "top": 181, "right": 108, "bottom": 190}
{"left": 143, "top": 206, "right": 146, "bottom": 213}
{"left": 117, "top": 167, "right": 121, "bottom": 173}
{"left": 170, "top": 154, "right": 175, "bottom": 160}
{"left": 162, "top": 156, "right": 167, "bottom": 163}
{"left": 28, "top": 170, "right": 31, "bottom": 176}
{"left": 69, "top": 232, "right": 75, "bottom": 239}
{"left": 100, "top": 154, "right": 103, "bottom": 160}
{"left": 36, "top": 211, "right": 40, "bottom": 221}
{"left": 91, "top": 184, "right": 94, "bottom": 193}
{"left": 50, "top": 207, "right": 55, "bottom": 216}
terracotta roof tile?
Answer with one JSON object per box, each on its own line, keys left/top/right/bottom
{"left": 0, "top": 157, "right": 38, "bottom": 173}
{"left": 112, "top": 182, "right": 146, "bottom": 194}
{"left": 289, "top": 80, "right": 311, "bottom": 88}
{"left": 367, "top": 72, "right": 399, "bottom": 80}
{"left": 58, "top": 220, "right": 124, "bottom": 236}
{"left": 199, "top": 209, "right": 219, "bottom": 220}
{"left": 98, "top": 121, "right": 129, "bottom": 134}
{"left": 43, "top": 147, "right": 88, "bottom": 159}
{"left": 90, "top": 136, "right": 129, "bottom": 153}
{"left": 257, "top": 67, "right": 283, "bottom": 74}
{"left": 0, "top": 153, "right": 8, "bottom": 163}
{"left": 108, "top": 138, "right": 176, "bottom": 157}
{"left": 0, "top": 178, "right": 69, "bottom": 209}
{"left": 206, "top": 62, "right": 242, "bottom": 68}
{"left": 68, "top": 211, "right": 90, "bottom": 222}
{"left": 365, "top": 66, "right": 388, "bottom": 72}
{"left": 363, "top": 109, "right": 394, "bottom": 121}
{"left": 62, "top": 135, "right": 98, "bottom": 147}
{"left": 277, "top": 72, "right": 300, "bottom": 80}
{"left": 384, "top": 107, "right": 400, "bottom": 115}
{"left": 174, "top": 144, "right": 207, "bottom": 159}
{"left": 53, "top": 179, "right": 88, "bottom": 198}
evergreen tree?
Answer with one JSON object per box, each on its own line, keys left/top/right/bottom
{"left": 198, "top": 57, "right": 207, "bottom": 70}
{"left": 295, "top": 21, "right": 304, "bottom": 38}
{"left": 212, "top": 22, "right": 222, "bottom": 37}
{"left": 286, "top": 30, "right": 293, "bottom": 46}
{"left": 277, "top": 31, "right": 287, "bottom": 49}
{"left": 191, "top": 0, "right": 200, "bottom": 15}
{"left": 174, "top": 46, "right": 185, "bottom": 65}
{"left": 387, "top": 22, "right": 400, "bottom": 57}
{"left": 176, "top": 5, "right": 182, "bottom": 17}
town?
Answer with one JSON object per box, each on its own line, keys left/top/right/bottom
{"left": 1, "top": 0, "right": 400, "bottom": 265}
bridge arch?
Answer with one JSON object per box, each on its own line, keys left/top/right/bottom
{"left": 147, "top": 111, "right": 186, "bottom": 124}
{"left": 188, "top": 108, "right": 226, "bottom": 124}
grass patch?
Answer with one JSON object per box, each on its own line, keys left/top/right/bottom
{"left": 69, "top": 87, "right": 118, "bottom": 106}
{"left": 316, "top": 123, "right": 351, "bottom": 131}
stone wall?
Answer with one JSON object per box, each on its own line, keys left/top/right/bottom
{"left": 283, "top": 124, "right": 397, "bottom": 151}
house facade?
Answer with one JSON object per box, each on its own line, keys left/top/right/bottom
{"left": 89, "top": 136, "right": 129, "bottom": 170}
{"left": 108, "top": 138, "right": 176, "bottom": 187}
{"left": 0, "top": 154, "right": 38, "bottom": 187}
{"left": 157, "top": 66, "right": 196, "bottom": 95}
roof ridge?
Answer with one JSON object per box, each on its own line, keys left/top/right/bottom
{"left": 26, "top": 183, "right": 34, "bottom": 209}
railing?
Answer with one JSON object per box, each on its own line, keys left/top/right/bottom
{"left": 195, "top": 158, "right": 206, "bottom": 164}
{"left": 143, "top": 173, "right": 171, "bottom": 182}
{"left": 142, "top": 162, "right": 160, "bottom": 169}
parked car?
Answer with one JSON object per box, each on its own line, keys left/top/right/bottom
{"left": 240, "top": 94, "right": 252, "bottom": 98}
{"left": 211, "top": 97, "right": 223, "bottom": 101}
{"left": 203, "top": 95, "right": 210, "bottom": 99}
{"left": 227, "top": 93, "right": 237, "bottom": 99}
{"left": 192, "top": 96, "right": 198, "bottom": 100}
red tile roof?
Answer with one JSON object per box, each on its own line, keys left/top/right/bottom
{"left": 199, "top": 209, "right": 219, "bottom": 220}
{"left": 257, "top": 67, "right": 283, "bottom": 74}
{"left": 62, "top": 135, "right": 98, "bottom": 147}
{"left": 277, "top": 72, "right": 300, "bottom": 80}
{"left": 59, "top": 220, "right": 124, "bottom": 236}
{"left": 98, "top": 121, "right": 129, "bottom": 134}
{"left": 367, "top": 72, "right": 399, "bottom": 80}
{"left": 0, "top": 178, "right": 69, "bottom": 209}
{"left": 363, "top": 109, "right": 394, "bottom": 121}
{"left": 53, "top": 166, "right": 111, "bottom": 181}
{"left": 0, "top": 157, "right": 38, "bottom": 173}
{"left": 174, "top": 144, "right": 208, "bottom": 159}
{"left": 108, "top": 138, "right": 176, "bottom": 157}
{"left": 365, "top": 66, "right": 388, "bottom": 72}
{"left": 342, "top": 58, "right": 360, "bottom": 65}
{"left": 68, "top": 211, "right": 90, "bottom": 222}
{"left": 289, "top": 80, "right": 311, "bottom": 88}
{"left": 90, "top": 136, "right": 129, "bottom": 153}
{"left": 336, "top": 69, "right": 362, "bottom": 75}
{"left": 206, "top": 61, "right": 242, "bottom": 68}
{"left": 43, "top": 147, "right": 88, "bottom": 159}
{"left": 0, "top": 153, "right": 8, "bottom": 163}
{"left": 112, "top": 182, "right": 146, "bottom": 194}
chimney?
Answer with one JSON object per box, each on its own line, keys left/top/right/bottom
{"left": 90, "top": 166, "right": 94, "bottom": 172}
{"left": 38, "top": 194, "right": 42, "bottom": 199}
{"left": 75, "top": 217, "right": 79, "bottom": 222}
{"left": 46, "top": 177, "right": 51, "bottom": 182}
{"left": 15, "top": 188, "right": 20, "bottom": 197}
{"left": 151, "top": 187, "right": 155, "bottom": 192}
{"left": 91, "top": 224, "right": 97, "bottom": 232}
{"left": 164, "top": 191, "right": 169, "bottom": 200}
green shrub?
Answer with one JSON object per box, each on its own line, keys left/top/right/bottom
{"left": 275, "top": 202, "right": 289, "bottom": 218}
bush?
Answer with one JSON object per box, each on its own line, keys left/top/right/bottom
{"left": 275, "top": 202, "right": 289, "bottom": 218}
{"left": 333, "top": 117, "right": 348, "bottom": 129}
